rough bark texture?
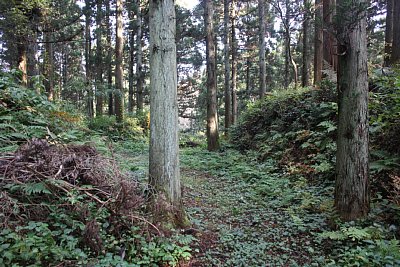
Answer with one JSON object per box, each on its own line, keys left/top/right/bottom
{"left": 106, "top": 0, "right": 113, "bottom": 116}
{"left": 384, "top": 0, "right": 393, "bottom": 66}
{"left": 314, "top": 0, "right": 323, "bottom": 85}
{"left": 136, "top": 0, "right": 144, "bottom": 112}
{"left": 95, "top": 0, "right": 104, "bottom": 116}
{"left": 224, "top": 0, "right": 231, "bottom": 133}
{"left": 205, "top": 0, "right": 219, "bottom": 151}
{"left": 115, "top": 0, "right": 124, "bottom": 123}
{"left": 335, "top": 0, "right": 369, "bottom": 221}
{"left": 390, "top": 0, "right": 400, "bottom": 65}
{"left": 259, "top": 0, "right": 267, "bottom": 98}
{"left": 149, "top": 0, "right": 184, "bottom": 226}
{"left": 301, "top": 0, "right": 311, "bottom": 87}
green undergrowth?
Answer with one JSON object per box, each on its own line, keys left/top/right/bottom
{"left": 0, "top": 71, "right": 86, "bottom": 152}
{"left": 0, "top": 73, "right": 194, "bottom": 266}
{"left": 181, "top": 144, "right": 400, "bottom": 266}
{"left": 227, "top": 73, "right": 400, "bottom": 266}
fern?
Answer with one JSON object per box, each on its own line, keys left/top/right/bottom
{"left": 321, "top": 226, "right": 372, "bottom": 241}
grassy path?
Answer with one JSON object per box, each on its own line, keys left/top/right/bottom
{"left": 116, "top": 142, "right": 329, "bottom": 266}
{"left": 181, "top": 147, "right": 330, "bottom": 266}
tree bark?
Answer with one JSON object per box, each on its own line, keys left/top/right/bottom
{"left": 231, "top": 0, "right": 237, "bottom": 125}
{"left": 96, "top": 0, "right": 104, "bottom": 116}
{"left": 17, "top": 42, "right": 28, "bottom": 87}
{"left": 149, "top": 0, "right": 185, "bottom": 227}
{"left": 314, "top": 0, "right": 323, "bottom": 85}
{"left": 27, "top": 29, "right": 39, "bottom": 90}
{"left": 284, "top": 0, "right": 290, "bottom": 89}
{"left": 224, "top": 0, "right": 231, "bottom": 133}
{"left": 136, "top": 0, "right": 144, "bottom": 112}
{"left": 115, "top": 0, "right": 124, "bottom": 123}
{"left": 335, "top": 0, "right": 369, "bottom": 221}
{"left": 323, "top": 0, "right": 337, "bottom": 72}
{"left": 390, "top": 0, "right": 400, "bottom": 65}
{"left": 384, "top": 0, "right": 393, "bottom": 66}
{"left": 302, "top": 0, "right": 311, "bottom": 87}
{"left": 44, "top": 32, "right": 54, "bottom": 100}
{"left": 259, "top": 0, "right": 267, "bottom": 98}
{"left": 205, "top": 0, "right": 219, "bottom": 151}
{"left": 128, "top": 3, "right": 135, "bottom": 113}
{"left": 106, "top": 0, "right": 114, "bottom": 116}
{"left": 85, "top": 0, "right": 94, "bottom": 118}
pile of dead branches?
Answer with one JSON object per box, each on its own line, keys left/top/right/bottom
{"left": 0, "top": 139, "right": 145, "bottom": 230}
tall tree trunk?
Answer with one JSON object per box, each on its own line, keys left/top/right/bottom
{"left": 390, "top": 0, "right": 400, "bottom": 65}
{"left": 85, "top": 0, "right": 94, "bottom": 118}
{"left": 44, "top": 32, "right": 54, "bottom": 100}
{"left": 259, "top": 0, "right": 267, "bottom": 98}
{"left": 323, "top": 0, "right": 337, "bottom": 72}
{"left": 302, "top": 0, "right": 311, "bottom": 87}
{"left": 224, "top": 0, "right": 231, "bottom": 133}
{"left": 96, "top": 0, "right": 104, "bottom": 116}
{"left": 115, "top": 0, "right": 124, "bottom": 123}
{"left": 149, "top": 0, "right": 185, "bottom": 226}
{"left": 384, "top": 0, "right": 393, "bottom": 66}
{"left": 246, "top": 35, "right": 251, "bottom": 97}
{"left": 284, "top": 0, "right": 298, "bottom": 89}
{"left": 205, "top": 0, "right": 219, "bottom": 151}
{"left": 27, "top": 30, "right": 39, "bottom": 90}
{"left": 314, "top": 0, "right": 323, "bottom": 85}
{"left": 106, "top": 0, "right": 114, "bottom": 116}
{"left": 284, "top": 0, "right": 290, "bottom": 89}
{"left": 136, "top": 0, "right": 144, "bottom": 112}
{"left": 17, "top": 42, "right": 28, "bottom": 87}
{"left": 335, "top": 0, "right": 369, "bottom": 221}
{"left": 231, "top": 0, "right": 238, "bottom": 125}
{"left": 128, "top": 4, "right": 135, "bottom": 113}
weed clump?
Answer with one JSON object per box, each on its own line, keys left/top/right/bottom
{"left": 0, "top": 139, "right": 191, "bottom": 266}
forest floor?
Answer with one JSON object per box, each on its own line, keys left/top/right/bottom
{"left": 115, "top": 141, "right": 329, "bottom": 266}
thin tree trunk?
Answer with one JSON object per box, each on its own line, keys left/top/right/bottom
{"left": 205, "top": 0, "right": 219, "bottom": 151}
{"left": 115, "top": 0, "right": 124, "bottom": 123}
{"left": 149, "top": 0, "right": 185, "bottom": 226}
{"left": 384, "top": 0, "right": 393, "bottom": 66}
{"left": 390, "top": 0, "right": 400, "bottom": 65}
{"left": 302, "top": 0, "right": 311, "bottom": 87}
{"left": 85, "top": 0, "right": 94, "bottom": 118}
{"left": 96, "top": 0, "right": 104, "bottom": 116}
{"left": 314, "top": 0, "right": 323, "bottom": 85}
{"left": 224, "top": 0, "right": 231, "bottom": 133}
{"left": 335, "top": 0, "right": 369, "bottom": 221}
{"left": 17, "top": 42, "right": 28, "bottom": 87}
{"left": 128, "top": 4, "right": 135, "bottom": 113}
{"left": 231, "top": 0, "right": 238, "bottom": 125}
{"left": 44, "top": 32, "right": 54, "bottom": 100}
{"left": 246, "top": 35, "right": 251, "bottom": 96}
{"left": 27, "top": 30, "right": 39, "bottom": 90}
{"left": 106, "top": 0, "right": 113, "bottom": 116}
{"left": 284, "top": 0, "right": 290, "bottom": 89}
{"left": 136, "top": 0, "right": 144, "bottom": 112}
{"left": 259, "top": 0, "right": 267, "bottom": 98}
{"left": 323, "top": 0, "right": 337, "bottom": 71}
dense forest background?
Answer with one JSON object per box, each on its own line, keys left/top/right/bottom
{"left": 1, "top": 0, "right": 400, "bottom": 266}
